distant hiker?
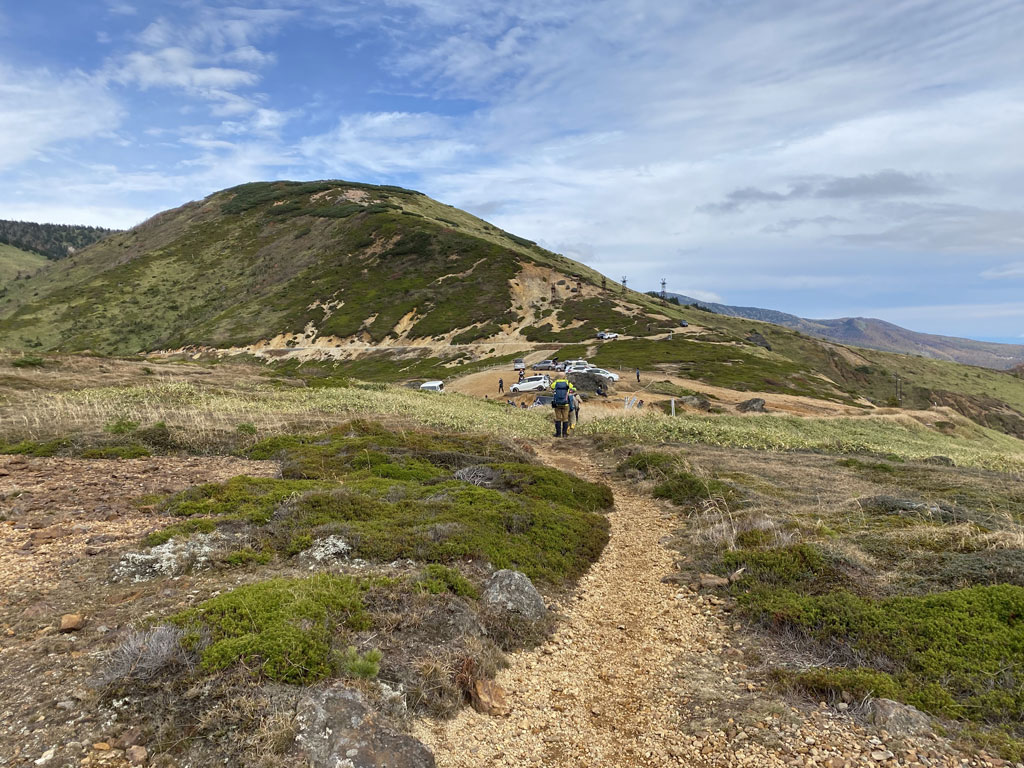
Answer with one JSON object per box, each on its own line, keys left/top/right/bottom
{"left": 498, "top": 378, "right": 504, "bottom": 394}
{"left": 518, "top": 369, "right": 525, "bottom": 383}
{"left": 568, "top": 390, "right": 580, "bottom": 429}
{"left": 635, "top": 367, "right": 641, "bottom": 383}
{"left": 637, "top": 399, "right": 644, "bottom": 409}
{"left": 551, "top": 376, "right": 573, "bottom": 437}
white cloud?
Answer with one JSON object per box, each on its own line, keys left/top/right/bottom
{"left": 0, "top": 66, "right": 122, "bottom": 171}
{"left": 981, "top": 262, "right": 1024, "bottom": 280}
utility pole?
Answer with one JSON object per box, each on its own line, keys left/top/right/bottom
{"left": 660, "top": 278, "right": 667, "bottom": 299}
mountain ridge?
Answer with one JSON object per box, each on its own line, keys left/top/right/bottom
{"left": 663, "top": 292, "right": 1024, "bottom": 370}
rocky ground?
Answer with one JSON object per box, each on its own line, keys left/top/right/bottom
{"left": 414, "top": 446, "right": 1011, "bottom": 768}
{"left": 0, "top": 449, "right": 1017, "bottom": 768}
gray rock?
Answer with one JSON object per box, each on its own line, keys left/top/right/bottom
{"left": 481, "top": 570, "right": 547, "bottom": 622}
{"left": 736, "top": 398, "right": 766, "bottom": 413}
{"left": 744, "top": 332, "right": 772, "bottom": 350}
{"left": 298, "top": 535, "right": 351, "bottom": 567}
{"left": 294, "top": 685, "right": 435, "bottom": 768}
{"left": 866, "top": 698, "right": 932, "bottom": 737}
{"left": 679, "top": 395, "right": 712, "bottom": 411}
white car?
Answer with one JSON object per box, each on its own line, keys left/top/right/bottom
{"left": 510, "top": 374, "right": 551, "bottom": 393}
{"left": 587, "top": 368, "right": 620, "bottom": 382}
{"left": 563, "top": 359, "right": 589, "bottom": 368}
{"left": 419, "top": 380, "right": 445, "bottom": 392}
{"left": 596, "top": 331, "right": 619, "bottom": 340}
{"left": 565, "top": 364, "right": 593, "bottom": 375}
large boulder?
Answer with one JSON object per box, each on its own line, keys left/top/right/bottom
{"left": 736, "top": 398, "right": 766, "bottom": 413}
{"left": 866, "top": 698, "right": 932, "bottom": 737}
{"left": 481, "top": 570, "right": 547, "bottom": 622}
{"left": 294, "top": 685, "right": 435, "bottom": 768}
{"left": 679, "top": 395, "right": 712, "bottom": 411}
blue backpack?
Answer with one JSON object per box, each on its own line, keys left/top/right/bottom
{"left": 552, "top": 380, "right": 570, "bottom": 406}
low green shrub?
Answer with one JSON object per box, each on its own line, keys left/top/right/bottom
{"left": 80, "top": 444, "right": 151, "bottom": 459}
{"left": 723, "top": 544, "right": 837, "bottom": 590}
{"left": 743, "top": 584, "right": 1024, "bottom": 724}
{"left": 617, "top": 451, "right": 679, "bottom": 479}
{"left": 162, "top": 476, "right": 327, "bottom": 523}
{"left": 653, "top": 470, "right": 736, "bottom": 506}
{"left": 104, "top": 417, "right": 139, "bottom": 435}
{"left": 415, "top": 564, "right": 480, "bottom": 598}
{"left": 170, "top": 574, "right": 370, "bottom": 684}
{"left": 143, "top": 518, "right": 217, "bottom": 547}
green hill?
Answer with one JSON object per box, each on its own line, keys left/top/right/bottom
{"left": 0, "top": 243, "right": 48, "bottom": 285}
{"left": 2, "top": 179, "right": 1023, "bottom": 436}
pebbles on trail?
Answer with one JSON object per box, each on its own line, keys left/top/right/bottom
{"left": 413, "top": 447, "right": 978, "bottom": 768}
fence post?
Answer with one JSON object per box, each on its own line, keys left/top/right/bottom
{"left": 671, "top": 398, "right": 675, "bottom": 416}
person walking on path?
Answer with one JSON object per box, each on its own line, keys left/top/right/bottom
{"left": 498, "top": 377, "right": 504, "bottom": 394}
{"left": 635, "top": 367, "right": 641, "bottom": 383}
{"left": 568, "top": 390, "right": 581, "bottom": 430}
{"left": 518, "top": 369, "right": 525, "bottom": 383}
{"left": 550, "top": 376, "right": 573, "bottom": 437}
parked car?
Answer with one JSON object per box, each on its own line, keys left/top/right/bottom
{"left": 513, "top": 358, "right": 526, "bottom": 371}
{"left": 531, "top": 394, "right": 554, "bottom": 408}
{"left": 510, "top": 374, "right": 550, "bottom": 393}
{"left": 563, "top": 359, "right": 589, "bottom": 368}
{"left": 587, "top": 368, "right": 620, "bottom": 382}
{"left": 419, "top": 380, "right": 445, "bottom": 392}
{"left": 679, "top": 320, "right": 689, "bottom": 327}
{"left": 596, "top": 331, "right": 619, "bottom": 339}
{"left": 532, "top": 360, "right": 557, "bottom": 370}
{"left": 565, "top": 364, "right": 593, "bottom": 375}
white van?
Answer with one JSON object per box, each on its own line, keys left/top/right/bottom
{"left": 419, "top": 380, "right": 445, "bottom": 392}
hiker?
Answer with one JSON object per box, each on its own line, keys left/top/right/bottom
{"left": 518, "top": 369, "right": 525, "bottom": 383}
{"left": 568, "top": 390, "right": 581, "bottom": 429}
{"left": 550, "top": 376, "right": 573, "bottom": 437}
{"left": 498, "top": 377, "right": 504, "bottom": 394}
{"left": 635, "top": 367, "right": 641, "bottom": 383}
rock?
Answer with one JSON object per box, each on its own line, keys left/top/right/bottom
{"left": 92, "top": 743, "right": 111, "bottom": 751}
{"left": 679, "top": 395, "right": 712, "bottom": 411}
{"left": 736, "top": 398, "right": 767, "bottom": 413}
{"left": 113, "top": 728, "right": 146, "bottom": 750}
{"left": 923, "top": 455, "right": 955, "bottom": 466}
{"left": 298, "top": 535, "right": 351, "bottom": 566}
{"left": 698, "top": 573, "right": 729, "bottom": 590}
{"left": 126, "top": 745, "right": 148, "bottom": 765}
{"left": 295, "top": 685, "right": 435, "bottom": 768}
{"left": 471, "top": 679, "right": 511, "bottom": 717}
{"left": 33, "top": 747, "right": 56, "bottom": 766}
{"left": 59, "top": 614, "right": 85, "bottom": 632}
{"left": 481, "top": 570, "right": 547, "bottom": 622}
{"left": 745, "top": 332, "right": 772, "bottom": 351}
{"left": 867, "top": 698, "right": 932, "bottom": 737}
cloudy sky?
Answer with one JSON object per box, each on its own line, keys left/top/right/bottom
{"left": 1, "top": 1, "right": 1023, "bottom": 342}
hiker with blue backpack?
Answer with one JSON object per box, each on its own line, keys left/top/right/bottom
{"left": 550, "top": 376, "right": 574, "bottom": 437}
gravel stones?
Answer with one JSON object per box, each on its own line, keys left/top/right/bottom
{"left": 481, "top": 570, "right": 547, "bottom": 622}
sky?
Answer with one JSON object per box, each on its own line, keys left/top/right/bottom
{"left": 1, "top": 1, "right": 1023, "bottom": 343}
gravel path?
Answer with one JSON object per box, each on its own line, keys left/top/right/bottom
{"left": 414, "top": 445, "right": 992, "bottom": 768}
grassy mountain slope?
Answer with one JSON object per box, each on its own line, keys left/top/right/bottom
{"left": 2, "top": 179, "right": 1023, "bottom": 434}
{"left": 665, "top": 292, "right": 1024, "bottom": 370}
{"left": 0, "top": 180, "right": 674, "bottom": 355}
{"left": 0, "top": 244, "right": 48, "bottom": 284}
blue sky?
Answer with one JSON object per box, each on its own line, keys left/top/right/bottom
{"left": 1, "top": 1, "right": 1023, "bottom": 342}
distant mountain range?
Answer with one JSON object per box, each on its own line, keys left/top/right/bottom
{"left": 663, "top": 293, "right": 1024, "bottom": 371}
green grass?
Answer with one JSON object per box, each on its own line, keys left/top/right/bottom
{"left": 580, "top": 411, "right": 1024, "bottom": 472}
{"left": 170, "top": 574, "right": 371, "bottom": 684}
{"left": 151, "top": 422, "right": 613, "bottom": 584}
{"left": 747, "top": 585, "right": 1024, "bottom": 725}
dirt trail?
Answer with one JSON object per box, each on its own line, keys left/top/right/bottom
{"left": 413, "top": 445, "right": 975, "bottom": 768}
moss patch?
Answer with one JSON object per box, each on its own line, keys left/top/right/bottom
{"left": 170, "top": 574, "right": 370, "bottom": 684}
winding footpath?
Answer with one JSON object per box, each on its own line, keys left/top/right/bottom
{"left": 413, "top": 445, "right": 991, "bottom": 768}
